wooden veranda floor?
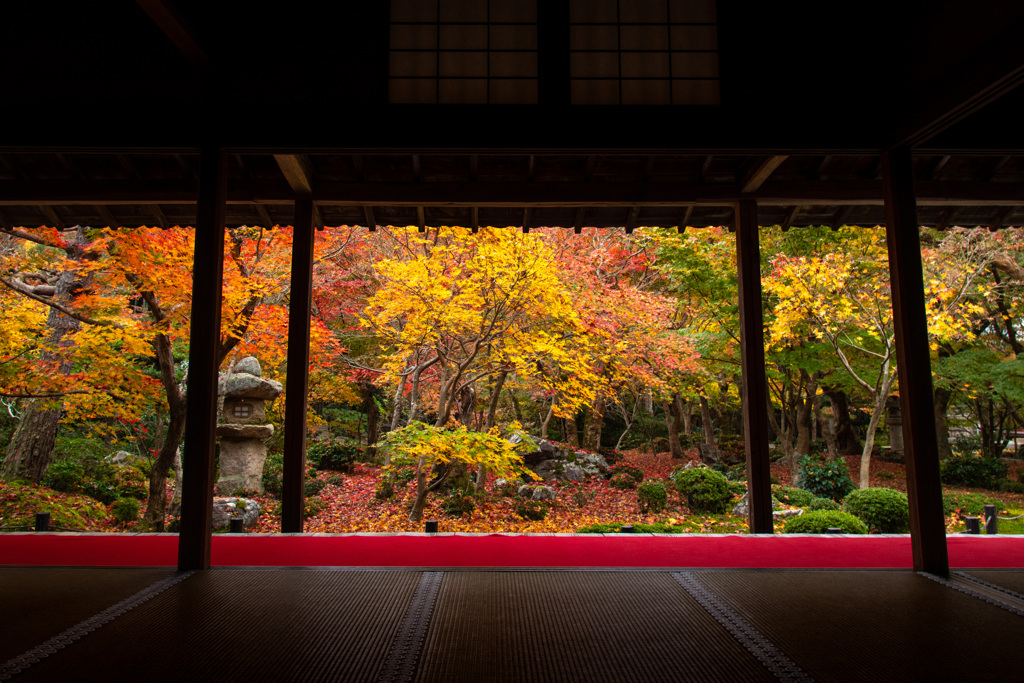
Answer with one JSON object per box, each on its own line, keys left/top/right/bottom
{"left": 3, "top": 566, "right": 1024, "bottom": 682}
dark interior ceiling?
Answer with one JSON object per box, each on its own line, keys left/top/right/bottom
{"left": 1, "top": 1, "right": 1022, "bottom": 231}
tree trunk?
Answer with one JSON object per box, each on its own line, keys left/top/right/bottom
{"left": 2, "top": 254, "right": 85, "bottom": 483}
{"left": 476, "top": 371, "right": 509, "bottom": 493}
{"left": 814, "top": 393, "right": 838, "bottom": 459}
{"left": 540, "top": 401, "right": 554, "bottom": 440}
{"left": 699, "top": 395, "right": 715, "bottom": 446}
{"left": 563, "top": 416, "right": 579, "bottom": 447}
{"left": 664, "top": 396, "right": 684, "bottom": 459}
{"left": 794, "top": 372, "right": 817, "bottom": 455}
{"left": 934, "top": 386, "right": 953, "bottom": 461}
{"left": 360, "top": 381, "right": 381, "bottom": 446}
{"left": 825, "top": 388, "right": 862, "bottom": 455}
{"left": 582, "top": 393, "right": 605, "bottom": 451}
{"left": 859, "top": 393, "right": 887, "bottom": 489}
{"left": 409, "top": 455, "right": 430, "bottom": 522}
{"left": 141, "top": 333, "right": 186, "bottom": 531}
{"left": 681, "top": 402, "right": 692, "bottom": 439}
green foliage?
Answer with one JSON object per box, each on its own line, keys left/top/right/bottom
{"left": 770, "top": 485, "right": 817, "bottom": 508}
{"left": 305, "top": 478, "right": 327, "bottom": 497}
{"left": 441, "top": 491, "right": 477, "bottom": 517}
{"left": 577, "top": 522, "right": 690, "bottom": 534}
{"left": 41, "top": 455, "right": 146, "bottom": 505}
{"left": 939, "top": 454, "right": 1008, "bottom": 488}
{"left": 995, "top": 478, "right": 1024, "bottom": 494}
{"left": 304, "top": 497, "right": 326, "bottom": 519}
{"left": 0, "top": 481, "right": 108, "bottom": 530}
{"left": 261, "top": 452, "right": 316, "bottom": 500}
{"left": 727, "top": 480, "right": 748, "bottom": 497}
{"left": 495, "top": 480, "right": 520, "bottom": 498}
{"left": 783, "top": 510, "right": 868, "bottom": 534}
{"left": 306, "top": 440, "right": 365, "bottom": 473}
{"left": 636, "top": 480, "right": 668, "bottom": 514}
{"left": 942, "top": 491, "right": 1002, "bottom": 517}
{"left": 672, "top": 466, "right": 732, "bottom": 514}
{"left": 842, "top": 488, "right": 910, "bottom": 533}
{"left": 513, "top": 499, "right": 550, "bottom": 521}
{"left": 110, "top": 497, "right": 140, "bottom": 525}
{"left": 41, "top": 460, "right": 85, "bottom": 494}
{"left": 951, "top": 433, "right": 984, "bottom": 457}
{"left": 795, "top": 454, "right": 854, "bottom": 501}
{"left": 808, "top": 497, "right": 841, "bottom": 511}
{"left": 325, "top": 474, "right": 346, "bottom": 487}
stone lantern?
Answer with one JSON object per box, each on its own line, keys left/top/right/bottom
{"left": 216, "top": 356, "right": 282, "bottom": 493}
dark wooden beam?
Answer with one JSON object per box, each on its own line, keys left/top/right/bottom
{"left": 96, "top": 205, "right": 119, "bottom": 228}
{"left": 625, "top": 206, "right": 639, "bottom": 234}
{"left": 41, "top": 206, "right": 64, "bottom": 229}
{"left": 274, "top": 154, "right": 323, "bottom": 227}
{"left": 740, "top": 155, "right": 788, "bottom": 193}
{"left": 254, "top": 204, "right": 274, "bottom": 229}
{"left": 734, "top": 200, "right": 773, "bottom": 534}
{"left": 177, "top": 146, "right": 227, "bottom": 571}
{"left": 882, "top": 148, "right": 949, "bottom": 576}
{"left": 471, "top": 206, "right": 479, "bottom": 232}
{"left": 780, "top": 205, "right": 800, "bottom": 230}
{"left": 363, "top": 206, "right": 376, "bottom": 230}
{"left": 522, "top": 207, "right": 532, "bottom": 231}
{"left": 417, "top": 206, "right": 426, "bottom": 232}
{"left": 281, "top": 197, "right": 315, "bottom": 533}
{"left": 135, "top": 0, "right": 212, "bottom": 72}
{"left": 893, "top": 13, "right": 1024, "bottom": 148}
{"left": 678, "top": 205, "right": 694, "bottom": 231}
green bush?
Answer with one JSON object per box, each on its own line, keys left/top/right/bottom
{"left": 672, "top": 466, "right": 731, "bottom": 514}
{"left": 326, "top": 474, "right": 346, "bottom": 488}
{"left": 577, "top": 522, "right": 689, "bottom": 534}
{"left": 940, "top": 454, "right": 1008, "bottom": 488}
{"left": 783, "top": 510, "right": 868, "bottom": 534}
{"left": 495, "top": 480, "right": 520, "bottom": 498}
{"left": 771, "top": 485, "right": 817, "bottom": 508}
{"left": 727, "top": 481, "right": 748, "bottom": 497}
{"left": 110, "top": 498, "right": 140, "bottom": 525}
{"left": 0, "top": 481, "right": 109, "bottom": 530}
{"left": 608, "top": 463, "right": 644, "bottom": 487}
{"left": 513, "top": 499, "right": 550, "bottom": 521}
{"left": 996, "top": 478, "right": 1024, "bottom": 494}
{"left": 305, "top": 478, "right": 327, "bottom": 497}
{"left": 42, "top": 460, "right": 86, "bottom": 493}
{"left": 637, "top": 480, "right": 668, "bottom": 514}
{"left": 115, "top": 465, "right": 148, "bottom": 500}
{"left": 843, "top": 488, "right": 910, "bottom": 533}
{"left": 795, "top": 454, "right": 854, "bottom": 501}
{"left": 808, "top": 497, "right": 841, "bottom": 511}
{"left": 261, "top": 452, "right": 316, "bottom": 500}
{"left": 304, "top": 497, "right": 326, "bottom": 519}
{"left": 307, "top": 440, "right": 365, "bottom": 473}
{"left": 441, "top": 492, "right": 476, "bottom": 517}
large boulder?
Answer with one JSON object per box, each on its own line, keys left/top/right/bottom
{"left": 534, "top": 459, "right": 587, "bottom": 482}
{"left": 219, "top": 373, "right": 283, "bottom": 400}
{"left": 211, "top": 497, "right": 260, "bottom": 530}
{"left": 518, "top": 485, "right": 556, "bottom": 501}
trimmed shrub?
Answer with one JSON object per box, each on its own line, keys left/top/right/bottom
{"left": 672, "top": 466, "right": 731, "bottom": 514}
{"left": 262, "top": 452, "right": 316, "bottom": 499}
{"left": 374, "top": 479, "right": 395, "bottom": 501}
{"left": 577, "top": 522, "right": 689, "bottom": 534}
{"left": 637, "top": 480, "right": 668, "bottom": 514}
{"left": 305, "top": 478, "right": 327, "bottom": 497}
{"left": 783, "top": 510, "right": 868, "bottom": 534}
{"left": 808, "top": 497, "right": 841, "bottom": 511}
{"left": 727, "top": 480, "right": 748, "bottom": 497}
{"left": 110, "top": 497, "right": 140, "bottom": 525}
{"left": 441, "top": 492, "right": 476, "bottom": 517}
{"left": 843, "top": 488, "right": 910, "bottom": 533}
{"left": 304, "top": 497, "right": 326, "bottom": 519}
{"left": 42, "top": 460, "right": 86, "bottom": 493}
{"left": 115, "top": 465, "right": 148, "bottom": 500}
{"left": 795, "top": 454, "right": 854, "bottom": 501}
{"left": 513, "top": 499, "right": 550, "bottom": 521}
{"left": 996, "top": 478, "right": 1024, "bottom": 494}
{"left": 771, "top": 485, "right": 817, "bottom": 508}
{"left": 326, "top": 474, "right": 346, "bottom": 488}
{"left": 940, "top": 454, "right": 1008, "bottom": 488}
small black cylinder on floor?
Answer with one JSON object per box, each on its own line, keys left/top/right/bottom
{"left": 620, "top": 525, "right": 635, "bottom": 533}
{"left": 229, "top": 518, "right": 244, "bottom": 533}
{"left": 984, "top": 504, "right": 998, "bottom": 535}
{"left": 35, "top": 512, "right": 50, "bottom": 532}
{"left": 826, "top": 527, "right": 842, "bottom": 534}
{"left": 425, "top": 520, "right": 438, "bottom": 533}
{"left": 965, "top": 516, "right": 981, "bottom": 534}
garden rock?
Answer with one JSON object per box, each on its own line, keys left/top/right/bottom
{"left": 773, "top": 508, "right": 804, "bottom": 519}
{"left": 534, "top": 459, "right": 586, "bottom": 482}
{"left": 106, "top": 451, "right": 133, "bottom": 465}
{"left": 733, "top": 492, "right": 804, "bottom": 518}
{"left": 211, "top": 497, "right": 260, "bottom": 530}
{"left": 518, "top": 485, "right": 556, "bottom": 501}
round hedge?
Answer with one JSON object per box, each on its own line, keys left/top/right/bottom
{"left": 672, "top": 466, "right": 732, "bottom": 514}
{"left": 808, "top": 497, "right": 841, "bottom": 511}
{"left": 783, "top": 510, "right": 868, "bottom": 534}
{"left": 843, "top": 488, "right": 909, "bottom": 533}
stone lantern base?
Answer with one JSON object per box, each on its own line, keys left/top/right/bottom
{"left": 216, "top": 424, "right": 274, "bottom": 493}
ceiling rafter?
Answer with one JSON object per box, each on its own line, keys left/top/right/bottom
{"left": 135, "top": 0, "right": 213, "bottom": 72}
{"left": 740, "top": 155, "right": 788, "bottom": 193}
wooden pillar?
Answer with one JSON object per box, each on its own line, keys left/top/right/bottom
{"left": 177, "top": 146, "right": 227, "bottom": 571}
{"left": 734, "top": 200, "right": 773, "bottom": 534}
{"left": 281, "top": 197, "right": 315, "bottom": 533}
{"left": 882, "top": 148, "right": 949, "bottom": 576}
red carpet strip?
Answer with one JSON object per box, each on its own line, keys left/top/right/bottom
{"left": 1, "top": 533, "right": 1022, "bottom": 568}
